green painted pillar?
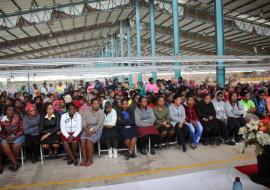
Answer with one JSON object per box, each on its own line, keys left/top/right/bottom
{"left": 150, "top": 0, "right": 157, "bottom": 83}
{"left": 120, "top": 20, "right": 125, "bottom": 83}
{"left": 136, "top": 0, "right": 142, "bottom": 82}
{"left": 172, "top": 0, "right": 181, "bottom": 78}
{"left": 127, "top": 21, "right": 133, "bottom": 88}
{"left": 215, "top": 0, "right": 225, "bottom": 87}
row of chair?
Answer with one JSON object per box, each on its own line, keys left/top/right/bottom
{"left": 18, "top": 137, "right": 179, "bottom": 166}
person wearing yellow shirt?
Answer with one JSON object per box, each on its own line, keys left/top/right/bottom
{"left": 56, "top": 82, "right": 65, "bottom": 95}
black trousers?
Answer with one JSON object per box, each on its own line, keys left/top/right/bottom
{"left": 25, "top": 135, "right": 40, "bottom": 159}
{"left": 201, "top": 120, "right": 220, "bottom": 138}
{"left": 216, "top": 119, "right": 231, "bottom": 141}
{"left": 227, "top": 117, "right": 245, "bottom": 140}
{"left": 139, "top": 134, "right": 159, "bottom": 149}
{"left": 106, "top": 138, "right": 119, "bottom": 149}
{"left": 174, "top": 123, "right": 188, "bottom": 146}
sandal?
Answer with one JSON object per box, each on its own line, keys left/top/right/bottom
{"left": 80, "top": 160, "right": 86, "bottom": 166}
{"left": 84, "top": 161, "right": 93, "bottom": 167}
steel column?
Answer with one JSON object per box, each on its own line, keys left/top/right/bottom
{"left": 127, "top": 21, "right": 133, "bottom": 88}
{"left": 172, "top": 0, "right": 180, "bottom": 79}
{"left": 215, "top": 0, "right": 225, "bottom": 87}
{"left": 111, "top": 35, "right": 115, "bottom": 58}
{"left": 136, "top": 0, "right": 142, "bottom": 82}
{"left": 150, "top": 0, "right": 157, "bottom": 83}
{"left": 120, "top": 21, "right": 125, "bottom": 82}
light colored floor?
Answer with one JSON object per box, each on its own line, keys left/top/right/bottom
{"left": 0, "top": 144, "right": 257, "bottom": 190}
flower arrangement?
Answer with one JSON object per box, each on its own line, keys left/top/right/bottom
{"left": 239, "top": 119, "right": 270, "bottom": 156}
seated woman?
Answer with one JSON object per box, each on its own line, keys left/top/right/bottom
{"left": 101, "top": 100, "right": 119, "bottom": 159}
{"left": 212, "top": 91, "right": 235, "bottom": 145}
{"left": 0, "top": 150, "right": 2, "bottom": 174}
{"left": 80, "top": 98, "right": 104, "bottom": 167}
{"left": 116, "top": 99, "right": 138, "bottom": 160}
{"left": 53, "top": 100, "right": 65, "bottom": 115}
{"left": 253, "top": 90, "right": 268, "bottom": 119}
{"left": 0, "top": 105, "right": 25, "bottom": 171}
{"left": 60, "top": 103, "right": 82, "bottom": 166}
{"left": 23, "top": 103, "right": 41, "bottom": 163}
{"left": 184, "top": 95, "right": 203, "bottom": 149}
{"left": 240, "top": 90, "right": 259, "bottom": 121}
{"left": 169, "top": 94, "right": 188, "bottom": 152}
{"left": 40, "top": 103, "right": 60, "bottom": 159}
{"left": 0, "top": 130, "right": 3, "bottom": 173}
{"left": 135, "top": 96, "right": 159, "bottom": 155}
{"left": 225, "top": 92, "right": 246, "bottom": 143}
{"left": 197, "top": 93, "right": 221, "bottom": 146}
{"left": 153, "top": 96, "right": 174, "bottom": 147}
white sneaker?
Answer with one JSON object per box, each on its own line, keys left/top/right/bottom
{"left": 108, "top": 148, "right": 113, "bottom": 158}
{"left": 113, "top": 148, "right": 118, "bottom": 158}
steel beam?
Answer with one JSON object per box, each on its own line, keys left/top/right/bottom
{"left": 0, "top": 37, "right": 109, "bottom": 59}
{"left": 0, "top": 22, "right": 117, "bottom": 49}
{"left": 215, "top": 0, "right": 225, "bottom": 87}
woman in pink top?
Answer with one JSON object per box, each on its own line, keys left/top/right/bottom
{"left": 145, "top": 78, "right": 159, "bottom": 94}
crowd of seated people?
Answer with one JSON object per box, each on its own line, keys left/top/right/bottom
{"left": 1, "top": 77, "right": 270, "bottom": 174}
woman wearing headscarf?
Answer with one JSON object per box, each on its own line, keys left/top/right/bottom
{"left": 212, "top": 91, "right": 235, "bottom": 145}
{"left": 60, "top": 103, "right": 82, "bottom": 166}
{"left": 53, "top": 100, "right": 65, "bottom": 115}
{"left": 23, "top": 103, "right": 41, "bottom": 163}
{"left": 80, "top": 98, "right": 104, "bottom": 167}
{"left": 0, "top": 105, "right": 24, "bottom": 172}
{"left": 101, "top": 100, "right": 119, "bottom": 158}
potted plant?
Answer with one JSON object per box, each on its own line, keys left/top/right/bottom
{"left": 239, "top": 119, "right": 270, "bottom": 186}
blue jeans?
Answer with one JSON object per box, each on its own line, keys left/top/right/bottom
{"left": 187, "top": 121, "right": 203, "bottom": 145}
